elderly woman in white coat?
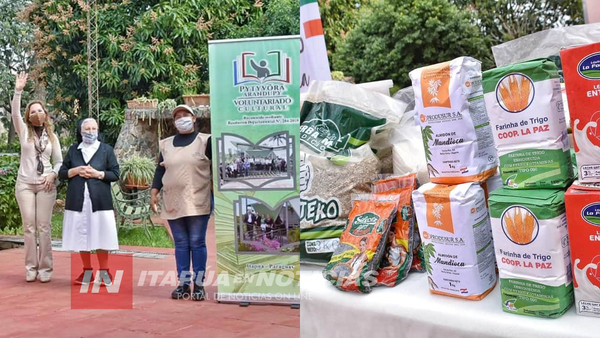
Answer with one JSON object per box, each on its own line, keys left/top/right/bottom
{"left": 12, "top": 72, "right": 62, "bottom": 283}
{"left": 59, "top": 118, "right": 120, "bottom": 285}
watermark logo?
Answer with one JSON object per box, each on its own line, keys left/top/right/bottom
{"left": 71, "top": 253, "right": 133, "bottom": 310}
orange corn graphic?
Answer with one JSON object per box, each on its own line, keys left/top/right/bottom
{"left": 498, "top": 75, "right": 533, "bottom": 112}
{"left": 504, "top": 207, "right": 536, "bottom": 244}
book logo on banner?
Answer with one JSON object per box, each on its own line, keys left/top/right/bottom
{"left": 232, "top": 50, "right": 294, "bottom": 113}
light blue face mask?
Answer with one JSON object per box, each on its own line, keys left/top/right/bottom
{"left": 82, "top": 132, "right": 98, "bottom": 144}
{"left": 175, "top": 116, "right": 194, "bottom": 133}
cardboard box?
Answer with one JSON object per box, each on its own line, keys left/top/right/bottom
{"left": 561, "top": 42, "right": 600, "bottom": 183}
{"left": 565, "top": 185, "right": 600, "bottom": 317}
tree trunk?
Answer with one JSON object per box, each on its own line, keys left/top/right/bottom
{"left": 4, "top": 104, "right": 15, "bottom": 146}
{"left": 7, "top": 119, "right": 15, "bottom": 145}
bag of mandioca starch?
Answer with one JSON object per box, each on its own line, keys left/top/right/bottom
{"left": 412, "top": 182, "right": 497, "bottom": 300}
{"left": 410, "top": 57, "right": 498, "bottom": 184}
{"left": 488, "top": 188, "right": 574, "bottom": 318}
{"left": 323, "top": 193, "right": 399, "bottom": 293}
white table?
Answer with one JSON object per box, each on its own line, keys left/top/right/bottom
{"left": 300, "top": 265, "right": 598, "bottom": 338}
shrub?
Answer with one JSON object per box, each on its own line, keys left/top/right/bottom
{"left": 332, "top": 0, "right": 493, "bottom": 88}
{"left": 0, "top": 155, "right": 21, "bottom": 230}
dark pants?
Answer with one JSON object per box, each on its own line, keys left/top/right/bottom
{"left": 168, "top": 195, "right": 213, "bottom": 285}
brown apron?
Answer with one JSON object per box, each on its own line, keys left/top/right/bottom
{"left": 159, "top": 133, "right": 212, "bottom": 220}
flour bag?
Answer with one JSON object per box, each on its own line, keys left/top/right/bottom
{"left": 489, "top": 188, "right": 574, "bottom": 318}
{"left": 412, "top": 182, "right": 497, "bottom": 300}
{"left": 483, "top": 58, "right": 573, "bottom": 189}
{"left": 409, "top": 57, "right": 498, "bottom": 184}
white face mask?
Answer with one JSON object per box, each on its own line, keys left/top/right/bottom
{"left": 175, "top": 116, "right": 194, "bottom": 133}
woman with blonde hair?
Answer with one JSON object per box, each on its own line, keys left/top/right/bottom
{"left": 12, "top": 72, "right": 63, "bottom": 283}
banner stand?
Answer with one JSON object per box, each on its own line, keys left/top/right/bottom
{"left": 209, "top": 36, "right": 301, "bottom": 306}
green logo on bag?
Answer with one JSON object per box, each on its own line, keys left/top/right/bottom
{"left": 350, "top": 212, "right": 380, "bottom": 236}
{"left": 300, "top": 118, "right": 349, "bottom": 154}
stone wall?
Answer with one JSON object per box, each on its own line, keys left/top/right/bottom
{"left": 114, "top": 107, "right": 210, "bottom": 163}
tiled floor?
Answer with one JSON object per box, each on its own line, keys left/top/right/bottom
{"left": 0, "top": 220, "right": 299, "bottom": 338}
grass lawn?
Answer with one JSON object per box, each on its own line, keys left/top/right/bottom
{"left": 1, "top": 212, "right": 174, "bottom": 249}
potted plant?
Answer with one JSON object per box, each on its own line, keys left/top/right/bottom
{"left": 182, "top": 91, "right": 209, "bottom": 107}
{"left": 157, "top": 98, "right": 177, "bottom": 113}
{"left": 126, "top": 96, "right": 158, "bottom": 109}
{"left": 181, "top": 77, "right": 209, "bottom": 107}
{"left": 119, "top": 155, "right": 156, "bottom": 190}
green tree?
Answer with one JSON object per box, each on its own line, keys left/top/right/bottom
{"left": 0, "top": 0, "right": 34, "bottom": 149}
{"left": 332, "top": 0, "right": 493, "bottom": 88}
{"left": 21, "top": 0, "right": 299, "bottom": 145}
{"left": 452, "top": 0, "right": 584, "bottom": 46}
{"left": 318, "top": 0, "right": 368, "bottom": 59}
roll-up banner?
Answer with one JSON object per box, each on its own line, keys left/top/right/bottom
{"left": 208, "top": 36, "right": 301, "bottom": 305}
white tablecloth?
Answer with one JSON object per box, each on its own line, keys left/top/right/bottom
{"left": 300, "top": 265, "right": 598, "bottom": 338}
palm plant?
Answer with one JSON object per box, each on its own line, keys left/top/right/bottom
{"left": 120, "top": 155, "right": 156, "bottom": 189}
{"left": 422, "top": 242, "right": 436, "bottom": 275}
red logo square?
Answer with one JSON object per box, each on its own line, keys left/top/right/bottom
{"left": 70, "top": 253, "right": 133, "bottom": 309}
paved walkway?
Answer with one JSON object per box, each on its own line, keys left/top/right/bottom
{"left": 0, "top": 221, "right": 299, "bottom": 338}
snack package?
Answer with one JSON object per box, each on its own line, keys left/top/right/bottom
{"left": 371, "top": 174, "right": 418, "bottom": 287}
{"left": 561, "top": 42, "right": 600, "bottom": 183}
{"left": 412, "top": 182, "right": 497, "bottom": 300}
{"left": 323, "top": 194, "right": 399, "bottom": 293}
{"left": 409, "top": 227, "right": 425, "bottom": 273}
{"left": 410, "top": 57, "right": 498, "bottom": 184}
{"left": 489, "top": 188, "right": 574, "bottom": 318}
{"left": 565, "top": 186, "right": 600, "bottom": 317}
{"left": 482, "top": 58, "right": 573, "bottom": 189}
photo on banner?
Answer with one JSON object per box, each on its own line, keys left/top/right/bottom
{"left": 215, "top": 132, "right": 297, "bottom": 191}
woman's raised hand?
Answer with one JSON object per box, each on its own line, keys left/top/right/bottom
{"left": 15, "top": 72, "right": 28, "bottom": 92}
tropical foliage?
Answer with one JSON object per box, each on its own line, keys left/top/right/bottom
{"left": 120, "top": 155, "right": 156, "bottom": 187}
{"left": 452, "top": 0, "right": 584, "bottom": 46}
{"left": 19, "top": 0, "right": 299, "bottom": 145}
{"left": 0, "top": 0, "right": 34, "bottom": 148}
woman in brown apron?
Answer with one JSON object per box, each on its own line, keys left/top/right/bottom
{"left": 151, "top": 105, "right": 213, "bottom": 301}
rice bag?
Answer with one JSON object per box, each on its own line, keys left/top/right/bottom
{"left": 300, "top": 145, "right": 380, "bottom": 265}
{"left": 323, "top": 193, "right": 399, "bottom": 293}
{"left": 300, "top": 80, "right": 411, "bottom": 265}
{"left": 409, "top": 57, "right": 498, "bottom": 184}
{"left": 412, "top": 182, "right": 497, "bottom": 300}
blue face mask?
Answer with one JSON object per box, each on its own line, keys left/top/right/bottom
{"left": 175, "top": 116, "right": 194, "bottom": 133}
{"left": 83, "top": 132, "right": 98, "bottom": 144}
